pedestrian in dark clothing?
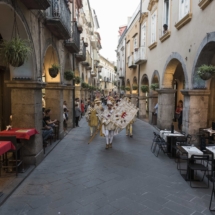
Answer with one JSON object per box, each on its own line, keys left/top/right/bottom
{"left": 75, "top": 104, "right": 81, "bottom": 127}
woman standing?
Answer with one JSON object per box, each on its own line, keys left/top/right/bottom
{"left": 176, "top": 100, "right": 183, "bottom": 131}
{"left": 81, "top": 100, "right": 85, "bottom": 118}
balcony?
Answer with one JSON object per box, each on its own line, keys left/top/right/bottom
{"left": 75, "top": 41, "right": 86, "bottom": 61}
{"left": 91, "top": 71, "right": 97, "bottom": 77}
{"left": 81, "top": 51, "right": 90, "bottom": 67}
{"left": 86, "top": 55, "right": 92, "bottom": 70}
{"left": 45, "top": 0, "right": 71, "bottom": 40}
{"left": 118, "top": 70, "right": 125, "bottom": 79}
{"left": 128, "top": 55, "right": 137, "bottom": 69}
{"left": 134, "top": 47, "right": 147, "bottom": 65}
{"left": 64, "top": 22, "right": 80, "bottom": 53}
{"left": 20, "top": 0, "right": 50, "bottom": 10}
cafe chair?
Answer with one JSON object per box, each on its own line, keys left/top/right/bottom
{"left": 188, "top": 155, "right": 210, "bottom": 188}
{"left": 209, "top": 177, "right": 215, "bottom": 211}
{"left": 175, "top": 136, "right": 189, "bottom": 173}
{"left": 0, "top": 136, "right": 22, "bottom": 177}
{"left": 151, "top": 132, "right": 159, "bottom": 153}
{"left": 153, "top": 136, "right": 167, "bottom": 157}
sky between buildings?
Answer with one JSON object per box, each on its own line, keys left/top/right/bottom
{"left": 89, "top": 0, "right": 141, "bottom": 63}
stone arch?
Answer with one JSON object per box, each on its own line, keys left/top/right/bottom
{"left": 192, "top": 32, "right": 215, "bottom": 89}
{"left": 0, "top": 1, "right": 37, "bottom": 79}
{"left": 162, "top": 52, "right": 188, "bottom": 89}
{"left": 43, "top": 44, "right": 61, "bottom": 83}
{"left": 151, "top": 70, "right": 160, "bottom": 85}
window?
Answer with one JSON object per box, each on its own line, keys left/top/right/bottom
{"left": 163, "top": 0, "right": 170, "bottom": 33}
{"left": 127, "top": 42, "right": 130, "bottom": 57}
{"left": 133, "top": 36, "right": 138, "bottom": 51}
{"left": 151, "top": 11, "right": 157, "bottom": 44}
{"left": 141, "top": 23, "right": 146, "bottom": 47}
{"left": 179, "top": 0, "right": 190, "bottom": 20}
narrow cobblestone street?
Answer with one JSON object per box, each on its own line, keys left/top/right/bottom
{"left": 0, "top": 119, "right": 214, "bottom": 215}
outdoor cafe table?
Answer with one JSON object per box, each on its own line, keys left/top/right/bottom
{"left": 0, "top": 141, "right": 15, "bottom": 156}
{"left": 204, "top": 128, "right": 215, "bottom": 136}
{"left": 160, "top": 130, "right": 184, "bottom": 157}
{"left": 178, "top": 146, "right": 203, "bottom": 180}
{"left": 0, "top": 128, "right": 39, "bottom": 140}
{"left": 0, "top": 141, "right": 15, "bottom": 197}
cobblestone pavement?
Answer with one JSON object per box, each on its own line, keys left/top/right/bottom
{"left": 0, "top": 118, "right": 214, "bottom": 215}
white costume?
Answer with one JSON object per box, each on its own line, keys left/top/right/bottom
{"left": 102, "top": 100, "right": 116, "bottom": 148}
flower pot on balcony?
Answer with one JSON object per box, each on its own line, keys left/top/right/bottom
{"left": 141, "top": 85, "right": 149, "bottom": 93}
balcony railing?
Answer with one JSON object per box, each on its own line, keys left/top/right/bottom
{"left": 82, "top": 51, "right": 90, "bottom": 67}
{"left": 20, "top": 0, "right": 50, "bottom": 10}
{"left": 128, "top": 55, "right": 137, "bottom": 69}
{"left": 91, "top": 71, "right": 96, "bottom": 77}
{"left": 65, "top": 22, "right": 80, "bottom": 53}
{"left": 75, "top": 40, "right": 86, "bottom": 61}
{"left": 45, "top": 0, "right": 71, "bottom": 40}
{"left": 118, "top": 69, "right": 125, "bottom": 78}
{"left": 86, "top": 55, "right": 92, "bottom": 70}
{"left": 134, "top": 47, "right": 147, "bottom": 65}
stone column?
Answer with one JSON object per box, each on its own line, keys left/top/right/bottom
{"left": 157, "top": 89, "right": 176, "bottom": 130}
{"left": 81, "top": 88, "right": 85, "bottom": 101}
{"left": 45, "top": 83, "right": 65, "bottom": 139}
{"left": 148, "top": 91, "right": 158, "bottom": 124}
{"left": 139, "top": 95, "right": 147, "bottom": 119}
{"left": 6, "top": 81, "right": 46, "bottom": 166}
{"left": 130, "top": 94, "right": 138, "bottom": 107}
{"left": 75, "top": 86, "right": 81, "bottom": 100}
{"left": 181, "top": 90, "right": 210, "bottom": 135}
{"left": 63, "top": 85, "right": 74, "bottom": 129}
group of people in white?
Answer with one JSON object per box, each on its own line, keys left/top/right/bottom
{"left": 86, "top": 96, "right": 136, "bottom": 149}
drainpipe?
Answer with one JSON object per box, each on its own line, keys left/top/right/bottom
{"left": 137, "top": 1, "right": 142, "bottom": 117}
{"left": 72, "top": 0, "right": 76, "bottom": 128}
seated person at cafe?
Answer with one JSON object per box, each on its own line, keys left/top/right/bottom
{"left": 42, "top": 112, "right": 54, "bottom": 145}
{"left": 44, "top": 109, "right": 57, "bottom": 128}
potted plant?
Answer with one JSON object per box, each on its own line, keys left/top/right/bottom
{"left": 84, "top": 42, "right": 88, "bottom": 47}
{"left": 141, "top": 85, "right": 149, "bottom": 93}
{"left": 132, "top": 85, "right": 138, "bottom": 90}
{"left": 150, "top": 83, "right": 159, "bottom": 91}
{"left": 49, "top": 64, "right": 60, "bottom": 78}
{"left": 125, "top": 86, "right": 131, "bottom": 91}
{"left": 197, "top": 65, "right": 215, "bottom": 80}
{"left": 0, "top": 38, "right": 32, "bottom": 67}
{"left": 81, "top": 82, "right": 87, "bottom": 88}
{"left": 75, "top": 76, "right": 81, "bottom": 84}
{"left": 64, "top": 70, "right": 74, "bottom": 81}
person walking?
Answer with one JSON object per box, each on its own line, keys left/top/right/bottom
{"left": 63, "top": 108, "right": 68, "bottom": 134}
{"left": 75, "top": 104, "right": 81, "bottom": 127}
{"left": 81, "top": 100, "right": 85, "bottom": 118}
{"left": 86, "top": 102, "right": 99, "bottom": 137}
{"left": 101, "top": 100, "right": 116, "bottom": 149}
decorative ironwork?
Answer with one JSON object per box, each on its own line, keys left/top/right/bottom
{"left": 45, "top": 0, "right": 71, "bottom": 40}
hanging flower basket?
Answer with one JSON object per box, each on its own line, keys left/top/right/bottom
{"left": 0, "top": 38, "right": 32, "bottom": 67}
{"left": 64, "top": 70, "right": 74, "bottom": 81}
{"left": 75, "top": 76, "right": 81, "bottom": 84}
{"left": 141, "top": 85, "right": 149, "bottom": 93}
{"left": 49, "top": 64, "right": 60, "bottom": 78}
{"left": 150, "top": 83, "right": 159, "bottom": 91}
{"left": 125, "top": 87, "right": 131, "bottom": 91}
{"left": 197, "top": 65, "right": 215, "bottom": 80}
{"left": 132, "top": 85, "right": 138, "bottom": 90}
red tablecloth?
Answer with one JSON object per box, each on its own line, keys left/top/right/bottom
{"left": 0, "top": 141, "right": 16, "bottom": 156}
{"left": 0, "top": 128, "right": 39, "bottom": 140}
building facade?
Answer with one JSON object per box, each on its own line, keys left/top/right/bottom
{"left": 0, "top": 0, "right": 102, "bottom": 166}
{"left": 117, "top": 0, "right": 215, "bottom": 136}
{"left": 99, "top": 55, "right": 117, "bottom": 96}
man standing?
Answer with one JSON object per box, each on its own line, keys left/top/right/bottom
{"left": 102, "top": 100, "right": 116, "bottom": 149}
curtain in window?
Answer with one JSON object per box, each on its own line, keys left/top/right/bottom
{"left": 141, "top": 24, "right": 146, "bottom": 47}
{"left": 151, "top": 11, "right": 157, "bottom": 44}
